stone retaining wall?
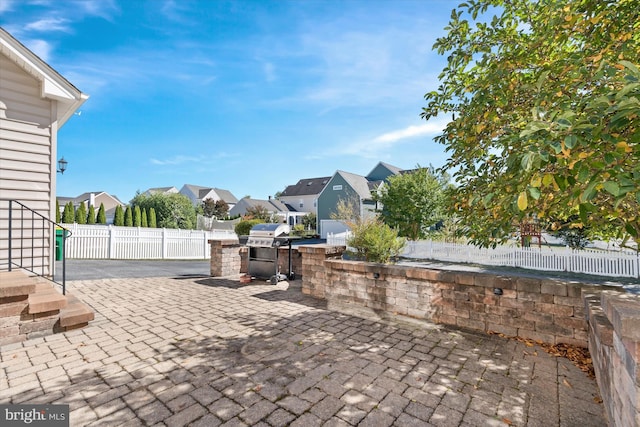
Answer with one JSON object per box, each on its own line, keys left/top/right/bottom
{"left": 585, "top": 290, "right": 640, "bottom": 426}
{"left": 208, "top": 239, "right": 247, "bottom": 277}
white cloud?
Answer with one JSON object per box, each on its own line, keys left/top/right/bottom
{"left": 150, "top": 155, "right": 205, "bottom": 166}
{"left": 373, "top": 121, "right": 447, "bottom": 145}
{"left": 25, "top": 39, "right": 53, "bottom": 62}
{"left": 0, "top": 0, "right": 14, "bottom": 14}
{"left": 25, "top": 17, "right": 71, "bottom": 32}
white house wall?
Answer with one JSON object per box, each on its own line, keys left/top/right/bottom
{"left": 0, "top": 52, "right": 56, "bottom": 271}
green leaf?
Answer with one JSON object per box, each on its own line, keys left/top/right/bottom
{"left": 549, "top": 141, "right": 562, "bottom": 154}
{"left": 619, "top": 60, "right": 639, "bottom": 75}
{"left": 564, "top": 135, "right": 577, "bottom": 149}
{"left": 581, "top": 180, "right": 598, "bottom": 202}
{"left": 604, "top": 152, "right": 617, "bottom": 164}
{"left": 528, "top": 186, "right": 541, "bottom": 200}
{"left": 556, "top": 118, "right": 572, "bottom": 129}
{"left": 603, "top": 181, "right": 620, "bottom": 196}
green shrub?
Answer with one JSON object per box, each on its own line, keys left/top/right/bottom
{"left": 346, "top": 218, "right": 406, "bottom": 264}
{"left": 235, "top": 219, "right": 262, "bottom": 236}
{"left": 87, "top": 205, "right": 96, "bottom": 224}
{"left": 97, "top": 203, "right": 107, "bottom": 224}
{"left": 75, "top": 203, "right": 87, "bottom": 224}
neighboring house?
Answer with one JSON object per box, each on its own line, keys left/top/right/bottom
{"left": 58, "top": 191, "right": 125, "bottom": 224}
{"left": 316, "top": 162, "right": 404, "bottom": 238}
{"left": 142, "top": 186, "right": 179, "bottom": 196}
{"left": 179, "top": 184, "right": 239, "bottom": 210}
{"left": 229, "top": 197, "right": 306, "bottom": 226}
{"left": 278, "top": 176, "right": 331, "bottom": 214}
{"left": 0, "top": 28, "right": 88, "bottom": 273}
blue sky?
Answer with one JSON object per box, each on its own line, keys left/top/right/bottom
{"left": 1, "top": 0, "right": 455, "bottom": 204}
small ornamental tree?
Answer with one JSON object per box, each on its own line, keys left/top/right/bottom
{"left": 55, "top": 199, "right": 61, "bottom": 223}
{"left": 124, "top": 206, "right": 133, "bottom": 227}
{"left": 133, "top": 206, "right": 142, "bottom": 227}
{"left": 148, "top": 207, "right": 157, "bottom": 228}
{"left": 141, "top": 208, "right": 148, "bottom": 227}
{"left": 113, "top": 205, "right": 125, "bottom": 226}
{"left": 302, "top": 213, "right": 317, "bottom": 231}
{"left": 62, "top": 202, "right": 75, "bottom": 224}
{"left": 346, "top": 218, "right": 406, "bottom": 264}
{"left": 87, "top": 205, "right": 96, "bottom": 224}
{"left": 97, "top": 203, "right": 107, "bottom": 224}
{"left": 75, "top": 203, "right": 87, "bottom": 224}
{"left": 235, "top": 219, "right": 262, "bottom": 236}
{"left": 374, "top": 166, "right": 450, "bottom": 240}
{"left": 244, "top": 205, "right": 271, "bottom": 222}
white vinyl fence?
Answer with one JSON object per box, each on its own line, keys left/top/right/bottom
{"left": 64, "top": 224, "right": 237, "bottom": 260}
{"left": 326, "top": 232, "right": 640, "bottom": 278}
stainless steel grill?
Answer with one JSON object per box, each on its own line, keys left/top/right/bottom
{"left": 246, "top": 223, "right": 296, "bottom": 284}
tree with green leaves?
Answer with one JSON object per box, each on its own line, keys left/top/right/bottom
{"left": 113, "top": 205, "right": 125, "bottom": 226}
{"left": 130, "top": 193, "right": 195, "bottom": 229}
{"left": 141, "top": 208, "right": 148, "bottom": 227}
{"left": 55, "top": 199, "right": 61, "bottom": 223}
{"left": 62, "top": 202, "right": 74, "bottom": 224}
{"left": 375, "top": 166, "right": 450, "bottom": 240}
{"left": 148, "top": 207, "right": 157, "bottom": 228}
{"left": 244, "top": 205, "right": 271, "bottom": 222}
{"left": 302, "top": 213, "right": 317, "bottom": 231}
{"left": 87, "top": 205, "right": 96, "bottom": 224}
{"left": 75, "top": 203, "right": 87, "bottom": 224}
{"left": 202, "top": 198, "right": 230, "bottom": 219}
{"left": 124, "top": 206, "right": 133, "bottom": 227}
{"left": 422, "top": 0, "right": 639, "bottom": 248}
{"left": 97, "top": 203, "right": 107, "bottom": 224}
{"left": 133, "top": 205, "right": 142, "bottom": 227}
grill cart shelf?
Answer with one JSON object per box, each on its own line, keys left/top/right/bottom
{"left": 246, "top": 223, "right": 298, "bottom": 284}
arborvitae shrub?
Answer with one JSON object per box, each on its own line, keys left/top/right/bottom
{"left": 62, "top": 202, "right": 75, "bottom": 223}
{"left": 97, "top": 203, "right": 107, "bottom": 224}
{"left": 148, "top": 208, "right": 157, "bottom": 228}
{"left": 141, "top": 209, "right": 148, "bottom": 227}
{"left": 87, "top": 205, "right": 96, "bottom": 224}
{"left": 114, "top": 205, "right": 125, "bottom": 226}
{"left": 124, "top": 206, "right": 133, "bottom": 227}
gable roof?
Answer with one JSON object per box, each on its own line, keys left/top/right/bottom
{"left": 0, "top": 27, "right": 88, "bottom": 127}
{"left": 213, "top": 188, "right": 239, "bottom": 204}
{"left": 365, "top": 161, "right": 403, "bottom": 181}
{"left": 281, "top": 176, "right": 332, "bottom": 197}
{"left": 181, "top": 184, "right": 238, "bottom": 204}
{"left": 335, "top": 170, "right": 373, "bottom": 200}
{"left": 144, "top": 186, "right": 178, "bottom": 195}
{"left": 74, "top": 191, "right": 124, "bottom": 205}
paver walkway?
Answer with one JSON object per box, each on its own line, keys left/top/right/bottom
{"left": 1, "top": 276, "right": 606, "bottom": 426}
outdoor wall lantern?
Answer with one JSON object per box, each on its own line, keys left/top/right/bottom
{"left": 57, "top": 157, "right": 68, "bottom": 174}
{"left": 493, "top": 288, "right": 503, "bottom": 296}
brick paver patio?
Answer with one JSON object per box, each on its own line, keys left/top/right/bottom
{"left": 1, "top": 276, "right": 606, "bottom": 426}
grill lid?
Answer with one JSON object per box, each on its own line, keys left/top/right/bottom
{"left": 248, "top": 223, "right": 290, "bottom": 237}
{"left": 247, "top": 223, "right": 291, "bottom": 247}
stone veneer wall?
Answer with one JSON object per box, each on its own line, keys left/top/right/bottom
{"left": 585, "top": 290, "right": 640, "bottom": 426}
{"left": 208, "top": 239, "right": 247, "bottom": 277}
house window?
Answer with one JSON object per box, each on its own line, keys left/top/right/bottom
{"left": 299, "top": 199, "right": 304, "bottom": 209}
{"left": 333, "top": 185, "right": 343, "bottom": 191}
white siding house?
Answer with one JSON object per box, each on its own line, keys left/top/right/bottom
{"left": 0, "top": 28, "right": 88, "bottom": 274}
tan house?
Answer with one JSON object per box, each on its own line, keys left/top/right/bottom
{"left": 0, "top": 27, "right": 88, "bottom": 274}
{"left": 58, "top": 191, "right": 125, "bottom": 224}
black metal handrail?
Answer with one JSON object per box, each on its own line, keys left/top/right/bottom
{"left": 4, "top": 199, "right": 71, "bottom": 295}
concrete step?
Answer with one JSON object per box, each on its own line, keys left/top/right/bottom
{"left": 59, "top": 293, "right": 94, "bottom": 329}
{"left": 0, "top": 270, "right": 37, "bottom": 298}
{"left": 28, "top": 283, "right": 67, "bottom": 314}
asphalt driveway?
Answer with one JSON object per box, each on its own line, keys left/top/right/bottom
{"left": 55, "top": 259, "right": 211, "bottom": 281}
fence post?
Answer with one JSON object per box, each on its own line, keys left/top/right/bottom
{"left": 203, "top": 229, "right": 208, "bottom": 259}
{"left": 108, "top": 225, "right": 114, "bottom": 259}
{"left": 162, "top": 228, "right": 167, "bottom": 259}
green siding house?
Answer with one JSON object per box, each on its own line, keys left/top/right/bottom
{"left": 316, "top": 162, "right": 403, "bottom": 237}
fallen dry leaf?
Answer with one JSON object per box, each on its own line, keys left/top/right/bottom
{"left": 563, "top": 378, "right": 573, "bottom": 388}
{"left": 487, "top": 331, "right": 595, "bottom": 378}
{"left": 502, "top": 417, "right": 513, "bottom": 425}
